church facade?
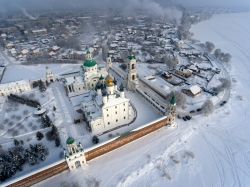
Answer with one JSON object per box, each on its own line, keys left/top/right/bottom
{"left": 64, "top": 50, "right": 108, "bottom": 96}
{"left": 82, "top": 75, "right": 134, "bottom": 135}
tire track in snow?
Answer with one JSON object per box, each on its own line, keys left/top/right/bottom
{"left": 204, "top": 127, "right": 250, "bottom": 187}
{"left": 116, "top": 127, "right": 194, "bottom": 187}
{"left": 199, "top": 130, "right": 225, "bottom": 187}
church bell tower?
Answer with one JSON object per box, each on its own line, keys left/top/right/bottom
{"left": 127, "top": 55, "right": 138, "bottom": 91}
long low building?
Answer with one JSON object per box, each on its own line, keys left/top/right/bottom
{"left": 0, "top": 80, "right": 31, "bottom": 96}
{"left": 137, "top": 75, "right": 173, "bottom": 114}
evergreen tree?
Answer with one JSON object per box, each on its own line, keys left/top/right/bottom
{"left": 13, "top": 139, "right": 19, "bottom": 147}
{"left": 36, "top": 131, "right": 44, "bottom": 141}
{"left": 55, "top": 137, "right": 61, "bottom": 147}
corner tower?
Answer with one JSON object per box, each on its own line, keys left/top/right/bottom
{"left": 106, "top": 56, "right": 112, "bottom": 71}
{"left": 65, "top": 137, "right": 86, "bottom": 170}
{"left": 169, "top": 95, "right": 177, "bottom": 127}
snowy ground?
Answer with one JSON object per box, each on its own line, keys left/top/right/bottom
{"left": 0, "top": 64, "right": 81, "bottom": 83}
{"left": 0, "top": 88, "right": 56, "bottom": 139}
{"left": 0, "top": 87, "right": 64, "bottom": 183}
{"left": 35, "top": 12, "right": 250, "bottom": 187}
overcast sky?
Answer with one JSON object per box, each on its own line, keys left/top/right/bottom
{"left": 0, "top": 0, "right": 249, "bottom": 14}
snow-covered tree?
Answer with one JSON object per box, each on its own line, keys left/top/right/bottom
{"left": 36, "top": 131, "right": 44, "bottom": 141}
{"left": 205, "top": 41, "right": 215, "bottom": 53}
{"left": 201, "top": 100, "right": 214, "bottom": 116}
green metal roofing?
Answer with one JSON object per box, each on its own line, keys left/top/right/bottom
{"left": 66, "top": 137, "right": 75, "bottom": 145}
{"left": 170, "top": 95, "right": 176, "bottom": 105}
{"left": 83, "top": 59, "right": 97, "bottom": 67}
{"left": 128, "top": 55, "right": 136, "bottom": 60}
{"left": 99, "top": 75, "right": 104, "bottom": 80}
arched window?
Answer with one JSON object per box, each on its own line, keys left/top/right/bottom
{"left": 75, "top": 161, "right": 81, "bottom": 168}
{"left": 132, "top": 64, "right": 135, "bottom": 70}
{"left": 132, "top": 75, "right": 135, "bottom": 80}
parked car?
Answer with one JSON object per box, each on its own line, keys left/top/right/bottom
{"left": 220, "top": 100, "right": 227, "bottom": 106}
{"left": 190, "top": 110, "right": 195, "bottom": 114}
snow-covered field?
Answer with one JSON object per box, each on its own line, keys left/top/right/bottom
{"left": 34, "top": 12, "right": 250, "bottom": 187}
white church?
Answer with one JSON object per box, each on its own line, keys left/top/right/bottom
{"left": 80, "top": 54, "right": 140, "bottom": 135}
{"left": 81, "top": 73, "right": 135, "bottom": 135}
{"left": 64, "top": 50, "right": 108, "bottom": 96}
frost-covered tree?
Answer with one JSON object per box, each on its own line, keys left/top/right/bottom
{"left": 163, "top": 55, "right": 178, "bottom": 70}
{"left": 41, "top": 114, "right": 53, "bottom": 128}
{"left": 55, "top": 137, "right": 61, "bottom": 147}
{"left": 36, "top": 131, "right": 44, "bottom": 141}
{"left": 212, "top": 78, "right": 231, "bottom": 93}
{"left": 221, "top": 53, "right": 232, "bottom": 63}
{"left": 55, "top": 37, "right": 81, "bottom": 50}
{"left": 0, "top": 143, "right": 49, "bottom": 181}
{"left": 13, "top": 139, "right": 20, "bottom": 147}
{"left": 205, "top": 41, "right": 215, "bottom": 53}
{"left": 92, "top": 136, "right": 99, "bottom": 144}
{"left": 201, "top": 100, "right": 214, "bottom": 116}
{"left": 46, "top": 125, "right": 61, "bottom": 147}
{"left": 214, "top": 48, "right": 221, "bottom": 58}
{"left": 166, "top": 91, "right": 186, "bottom": 108}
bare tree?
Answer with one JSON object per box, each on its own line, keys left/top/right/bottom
{"left": 163, "top": 55, "right": 178, "bottom": 70}
{"left": 214, "top": 49, "right": 221, "bottom": 58}
{"left": 167, "top": 91, "right": 186, "bottom": 108}
{"left": 213, "top": 78, "right": 231, "bottom": 93}
{"left": 214, "top": 49, "right": 232, "bottom": 63}
{"left": 205, "top": 41, "right": 215, "bottom": 53}
{"left": 56, "top": 37, "right": 81, "bottom": 50}
{"left": 201, "top": 100, "right": 214, "bottom": 116}
{"left": 221, "top": 53, "right": 232, "bottom": 63}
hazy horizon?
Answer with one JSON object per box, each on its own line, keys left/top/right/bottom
{"left": 0, "top": 0, "right": 249, "bottom": 14}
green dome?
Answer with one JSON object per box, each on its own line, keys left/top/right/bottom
{"left": 128, "top": 55, "right": 136, "bottom": 61}
{"left": 99, "top": 75, "right": 104, "bottom": 80}
{"left": 66, "top": 137, "right": 75, "bottom": 144}
{"left": 83, "top": 59, "right": 97, "bottom": 67}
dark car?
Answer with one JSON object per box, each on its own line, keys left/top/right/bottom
{"left": 220, "top": 100, "right": 227, "bottom": 106}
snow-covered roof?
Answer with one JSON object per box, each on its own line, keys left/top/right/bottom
{"left": 189, "top": 85, "right": 202, "bottom": 95}
{"left": 82, "top": 93, "right": 102, "bottom": 120}
{"left": 64, "top": 75, "right": 84, "bottom": 85}
{"left": 52, "top": 46, "right": 60, "bottom": 51}
{"left": 6, "top": 43, "right": 14, "bottom": 47}
{"left": 0, "top": 80, "right": 30, "bottom": 89}
{"left": 21, "top": 49, "right": 29, "bottom": 55}
{"left": 49, "top": 51, "right": 56, "bottom": 56}
{"left": 32, "top": 28, "right": 47, "bottom": 33}
{"left": 33, "top": 48, "right": 40, "bottom": 54}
